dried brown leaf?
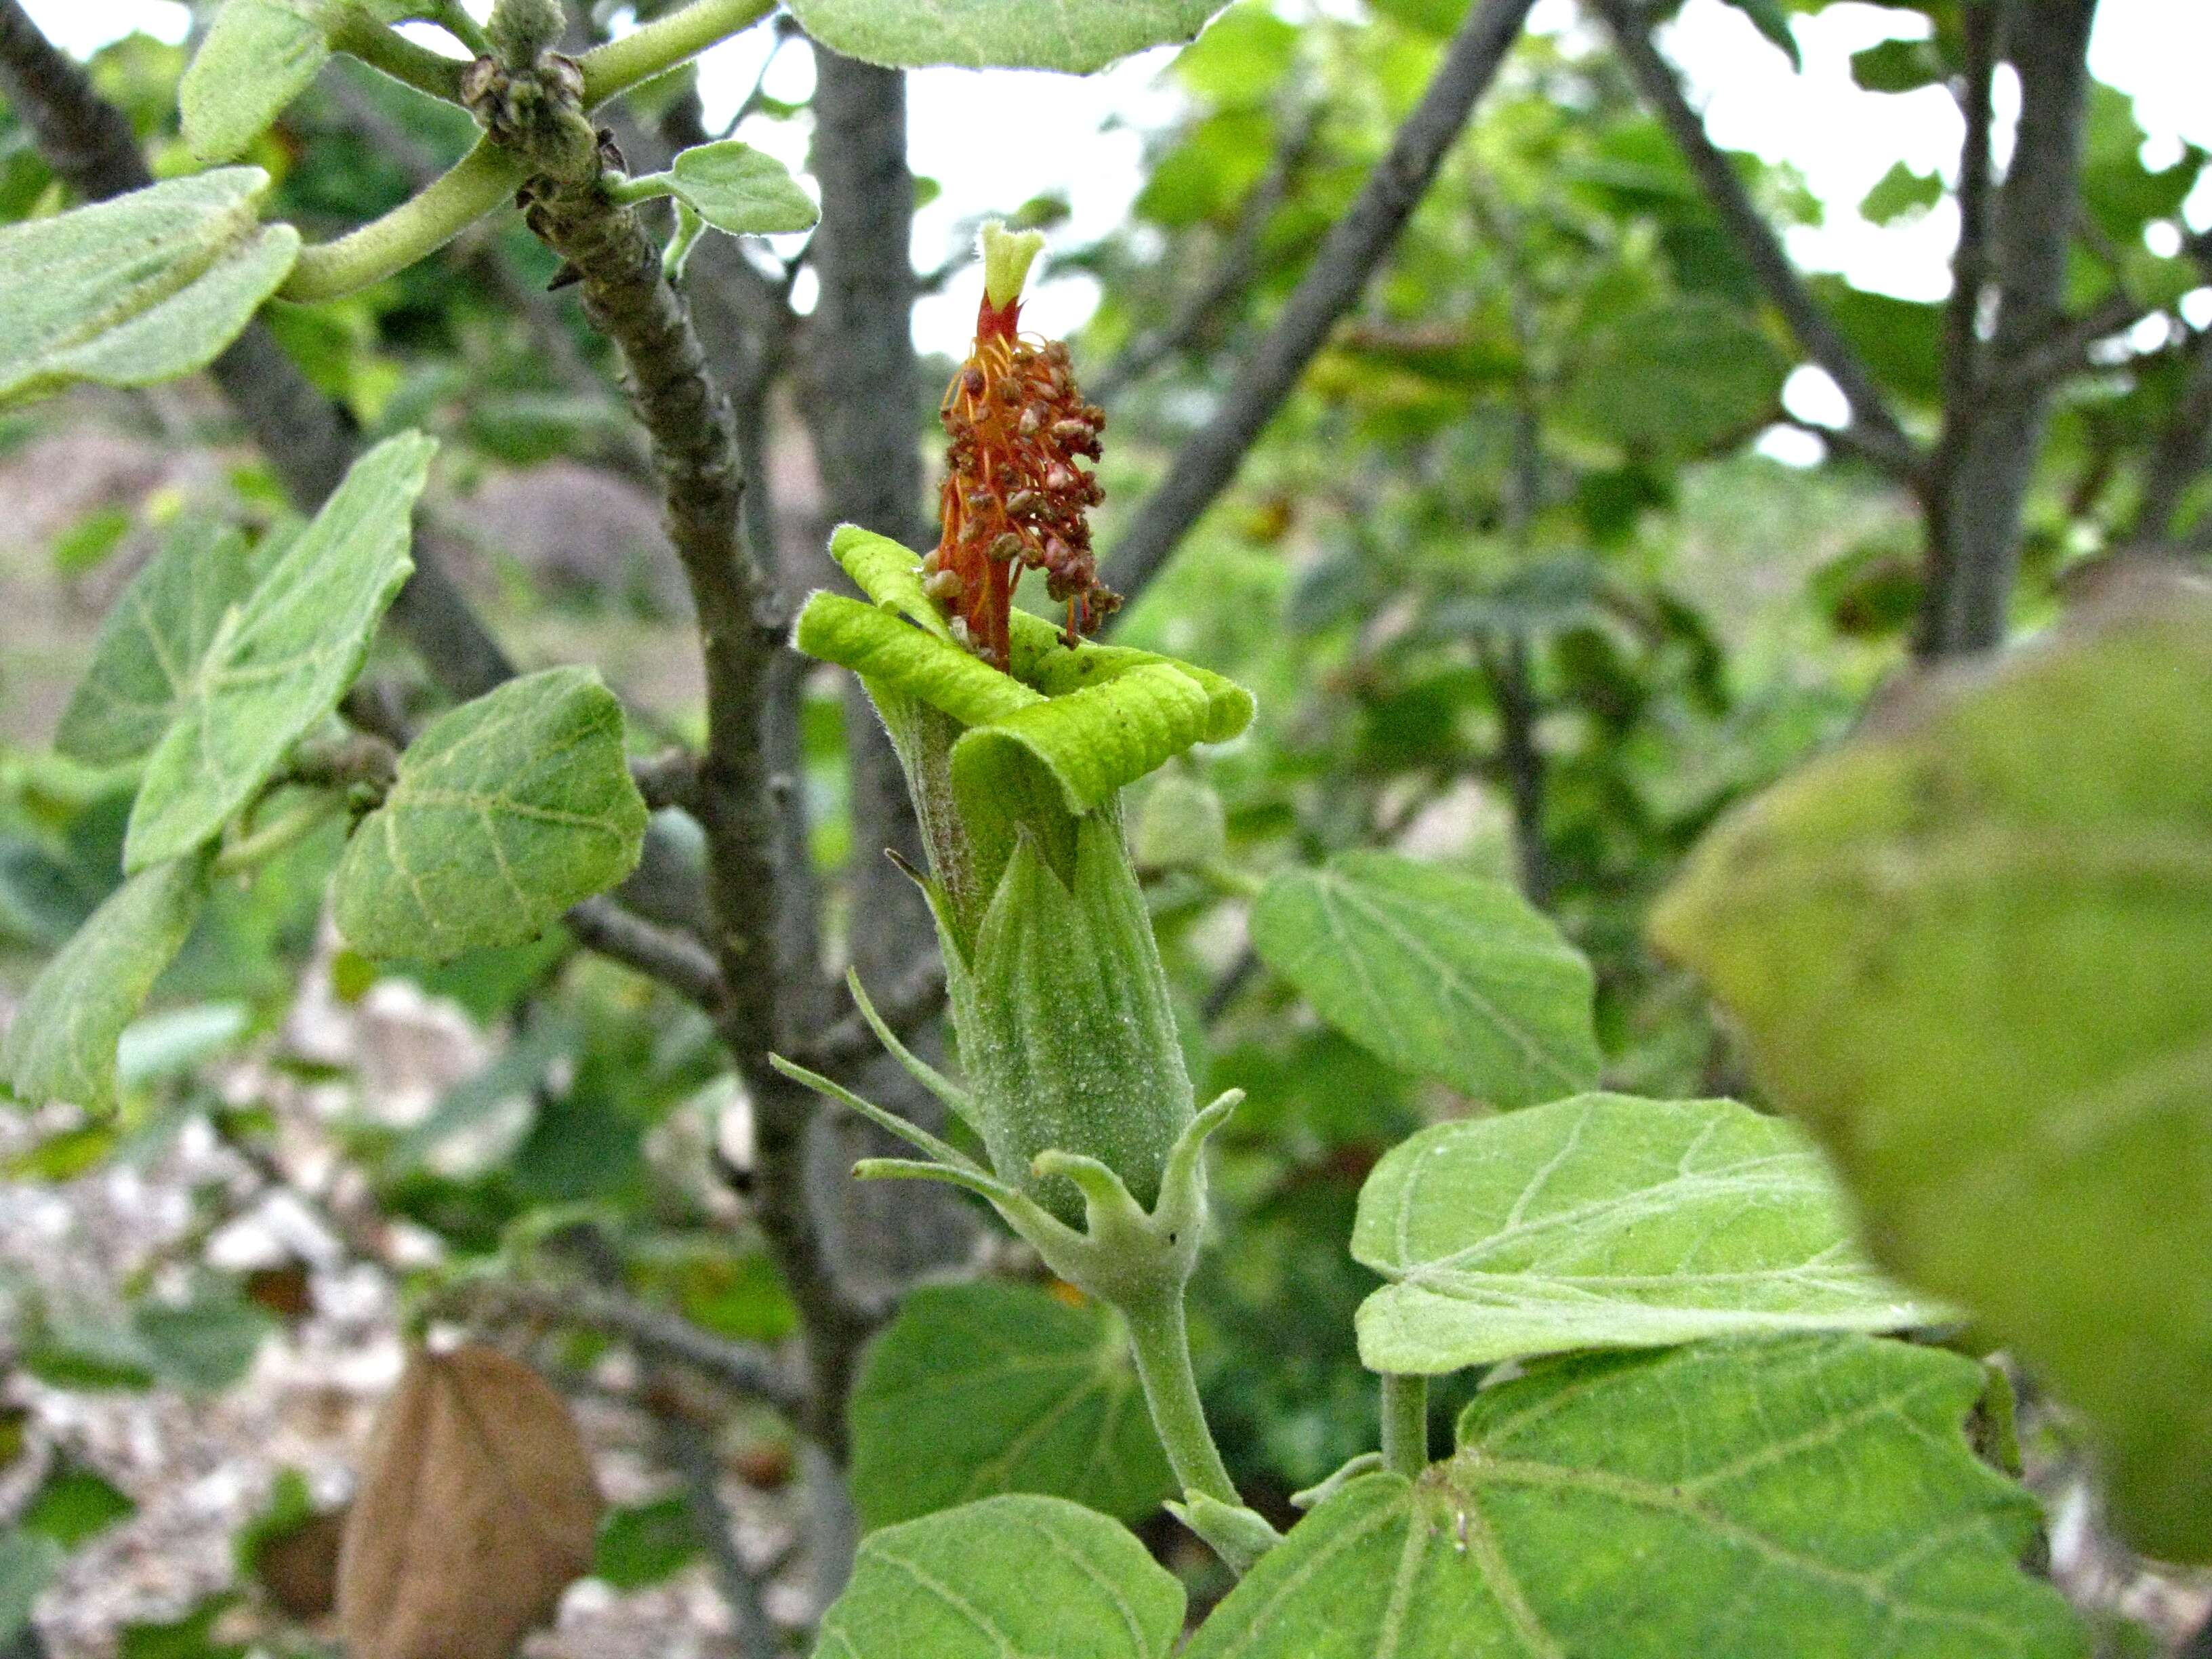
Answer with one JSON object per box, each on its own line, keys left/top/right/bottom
{"left": 337, "top": 1345, "right": 602, "bottom": 1659}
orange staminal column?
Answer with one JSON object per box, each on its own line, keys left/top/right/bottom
{"left": 925, "top": 224, "right": 1119, "bottom": 670}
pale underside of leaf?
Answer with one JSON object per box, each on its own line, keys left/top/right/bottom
{"left": 1183, "top": 1336, "right": 2083, "bottom": 1659}
{"left": 784, "top": 0, "right": 1228, "bottom": 73}
{"left": 124, "top": 432, "right": 433, "bottom": 870}
{"left": 1252, "top": 851, "right": 1601, "bottom": 1108}
{"left": 668, "top": 140, "right": 821, "bottom": 234}
{"left": 55, "top": 521, "right": 264, "bottom": 766}
{"left": 0, "top": 168, "right": 298, "bottom": 408}
{"left": 182, "top": 0, "right": 332, "bottom": 163}
{"left": 0, "top": 854, "right": 209, "bottom": 1112}
{"left": 813, "top": 1493, "right": 1184, "bottom": 1659}
{"left": 1353, "top": 1094, "right": 1938, "bottom": 1374}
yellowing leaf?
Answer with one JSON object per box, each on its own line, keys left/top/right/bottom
{"left": 1652, "top": 581, "right": 2212, "bottom": 1559}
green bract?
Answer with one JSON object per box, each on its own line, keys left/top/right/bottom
{"left": 793, "top": 524, "right": 1252, "bottom": 1221}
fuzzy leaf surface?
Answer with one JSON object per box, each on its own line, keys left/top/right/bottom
{"left": 1252, "top": 851, "right": 1600, "bottom": 1107}
{"left": 1651, "top": 583, "right": 2212, "bottom": 1559}
{"left": 813, "top": 1494, "right": 1184, "bottom": 1659}
{"left": 335, "top": 668, "right": 647, "bottom": 959}
{"left": 1353, "top": 1094, "right": 1938, "bottom": 1374}
{"left": 0, "top": 855, "right": 208, "bottom": 1112}
{"left": 784, "top": 0, "right": 1227, "bottom": 72}
{"left": 0, "top": 168, "right": 298, "bottom": 408}
{"left": 848, "top": 1281, "right": 1173, "bottom": 1530}
{"left": 668, "top": 140, "right": 819, "bottom": 233}
{"left": 181, "top": 0, "right": 331, "bottom": 163}
{"left": 55, "top": 522, "right": 266, "bottom": 766}
{"left": 1185, "top": 1336, "right": 2082, "bottom": 1659}
{"left": 125, "top": 433, "right": 432, "bottom": 871}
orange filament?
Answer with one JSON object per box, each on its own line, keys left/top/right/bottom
{"left": 925, "top": 291, "right": 1119, "bottom": 669}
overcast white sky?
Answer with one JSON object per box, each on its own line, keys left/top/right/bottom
{"left": 24, "top": 0, "right": 2212, "bottom": 358}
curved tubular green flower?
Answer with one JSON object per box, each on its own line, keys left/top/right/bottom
{"left": 781, "top": 523, "right": 1274, "bottom": 1565}
{"left": 793, "top": 524, "right": 1252, "bottom": 1220}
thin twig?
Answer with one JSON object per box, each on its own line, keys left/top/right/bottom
{"left": 447, "top": 1275, "right": 804, "bottom": 1414}
{"left": 631, "top": 747, "right": 703, "bottom": 813}
{"left": 1091, "top": 104, "right": 1320, "bottom": 407}
{"left": 565, "top": 896, "right": 728, "bottom": 1007}
{"left": 2136, "top": 324, "right": 2212, "bottom": 542}
{"left": 663, "top": 1414, "right": 781, "bottom": 1659}
{"left": 788, "top": 958, "right": 949, "bottom": 1072}
{"left": 1102, "top": 0, "right": 1542, "bottom": 605}
{"left": 1594, "top": 0, "right": 1922, "bottom": 487}
{"left": 1917, "top": 0, "right": 2100, "bottom": 657}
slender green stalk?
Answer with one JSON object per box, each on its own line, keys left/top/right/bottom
{"left": 578, "top": 0, "right": 775, "bottom": 108}
{"left": 282, "top": 138, "right": 529, "bottom": 302}
{"left": 1122, "top": 1286, "right": 1238, "bottom": 1507}
{"left": 432, "top": 0, "right": 493, "bottom": 58}
{"left": 602, "top": 169, "right": 678, "bottom": 206}
{"left": 1380, "top": 1372, "right": 1429, "bottom": 1478}
{"left": 213, "top": 792, "right": 346, "bottom": 878}
{"left": 329, "top": 12, "right": 468, "bottom": 102}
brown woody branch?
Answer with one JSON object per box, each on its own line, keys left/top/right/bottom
{"left": 1594, "top": 0, "right": 1923, "bottom": 488}
{"left": 1090, "top": 104, "right": 1320, "bottom": 408}
{"left": 1102, "top": 0, "right": 1541, "bottom": 605}
{"left": 565, "top": 895, "right": 727, "bottom": 1006}
{"left": 478, "top": 58, "right": 875, "bottom": 1449}
{"left": 1917, "top": 0, "right": 2099, "bottom": 657}
{"left": 443, "top": 1275, "right": 803, "bottom": 1413}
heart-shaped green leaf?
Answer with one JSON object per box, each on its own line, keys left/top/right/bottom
{"left": 55, "top": 521, "right": 269, "bottom": 767}
{"left": 849, "top": 1281, "right": 1173, "bottom": 1530}
{"left": 1651, "top": 583, "right": 2212, "bottom": 1561}
{"left": 1353, "top": 1094, "right": 1939, "bottom": 1374}
{"left": 813, "top": 1494, "right": 1184, "bottom": 1659}
{"left": 784, "top": 0, "right": 1229, "bottom": 73}
{"left": 667, "top": 141, "right": 819, "bottom": 234}
{"left": 1, "top": 854, "right": 209, "bottom": 1113}
{"left": 0, "top": 167, "right": 299, "bottom": 409}
{"left": 1252, "top": 852, "right": 1601, "bottom": 1107}
{"left": 335, "top": 667, "right": 649, "bottom": 959}
{"left": 124, "top": 432, "right": 434, "bottom": 871}
{"left": 1186, "top": 1336, "right": 2082, "bottom": 1658}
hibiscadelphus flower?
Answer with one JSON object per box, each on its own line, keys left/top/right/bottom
{"left": 922, "top": 224, "right": 1120, "bottom": 669}
{"left": 772, "top": 226, "right": 1282, "bottom": 1574}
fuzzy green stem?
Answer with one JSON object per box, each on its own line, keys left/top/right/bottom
{"left": 602, "top": 168, "right": 677, "bottom": 205}
{"left": 329, "top": 12, "right": 469, "bottom": 102}
{"left": 281, "top": 138, "right": 529, "bottom": 302}
{"left": 213, "top": 791, "right": 346, "bottom": 878}
{"left": 1380, "top": 1372, "right": 1429, "bottom": 1479}
{"left": 432, "top": 0, "right": 493, "bottom": 57}
{"left": 577, "top": 0, "right": 775, "bottom": 108}
{"left": 1122, "top": 1284, "right": 1238, "bottom": 1507}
